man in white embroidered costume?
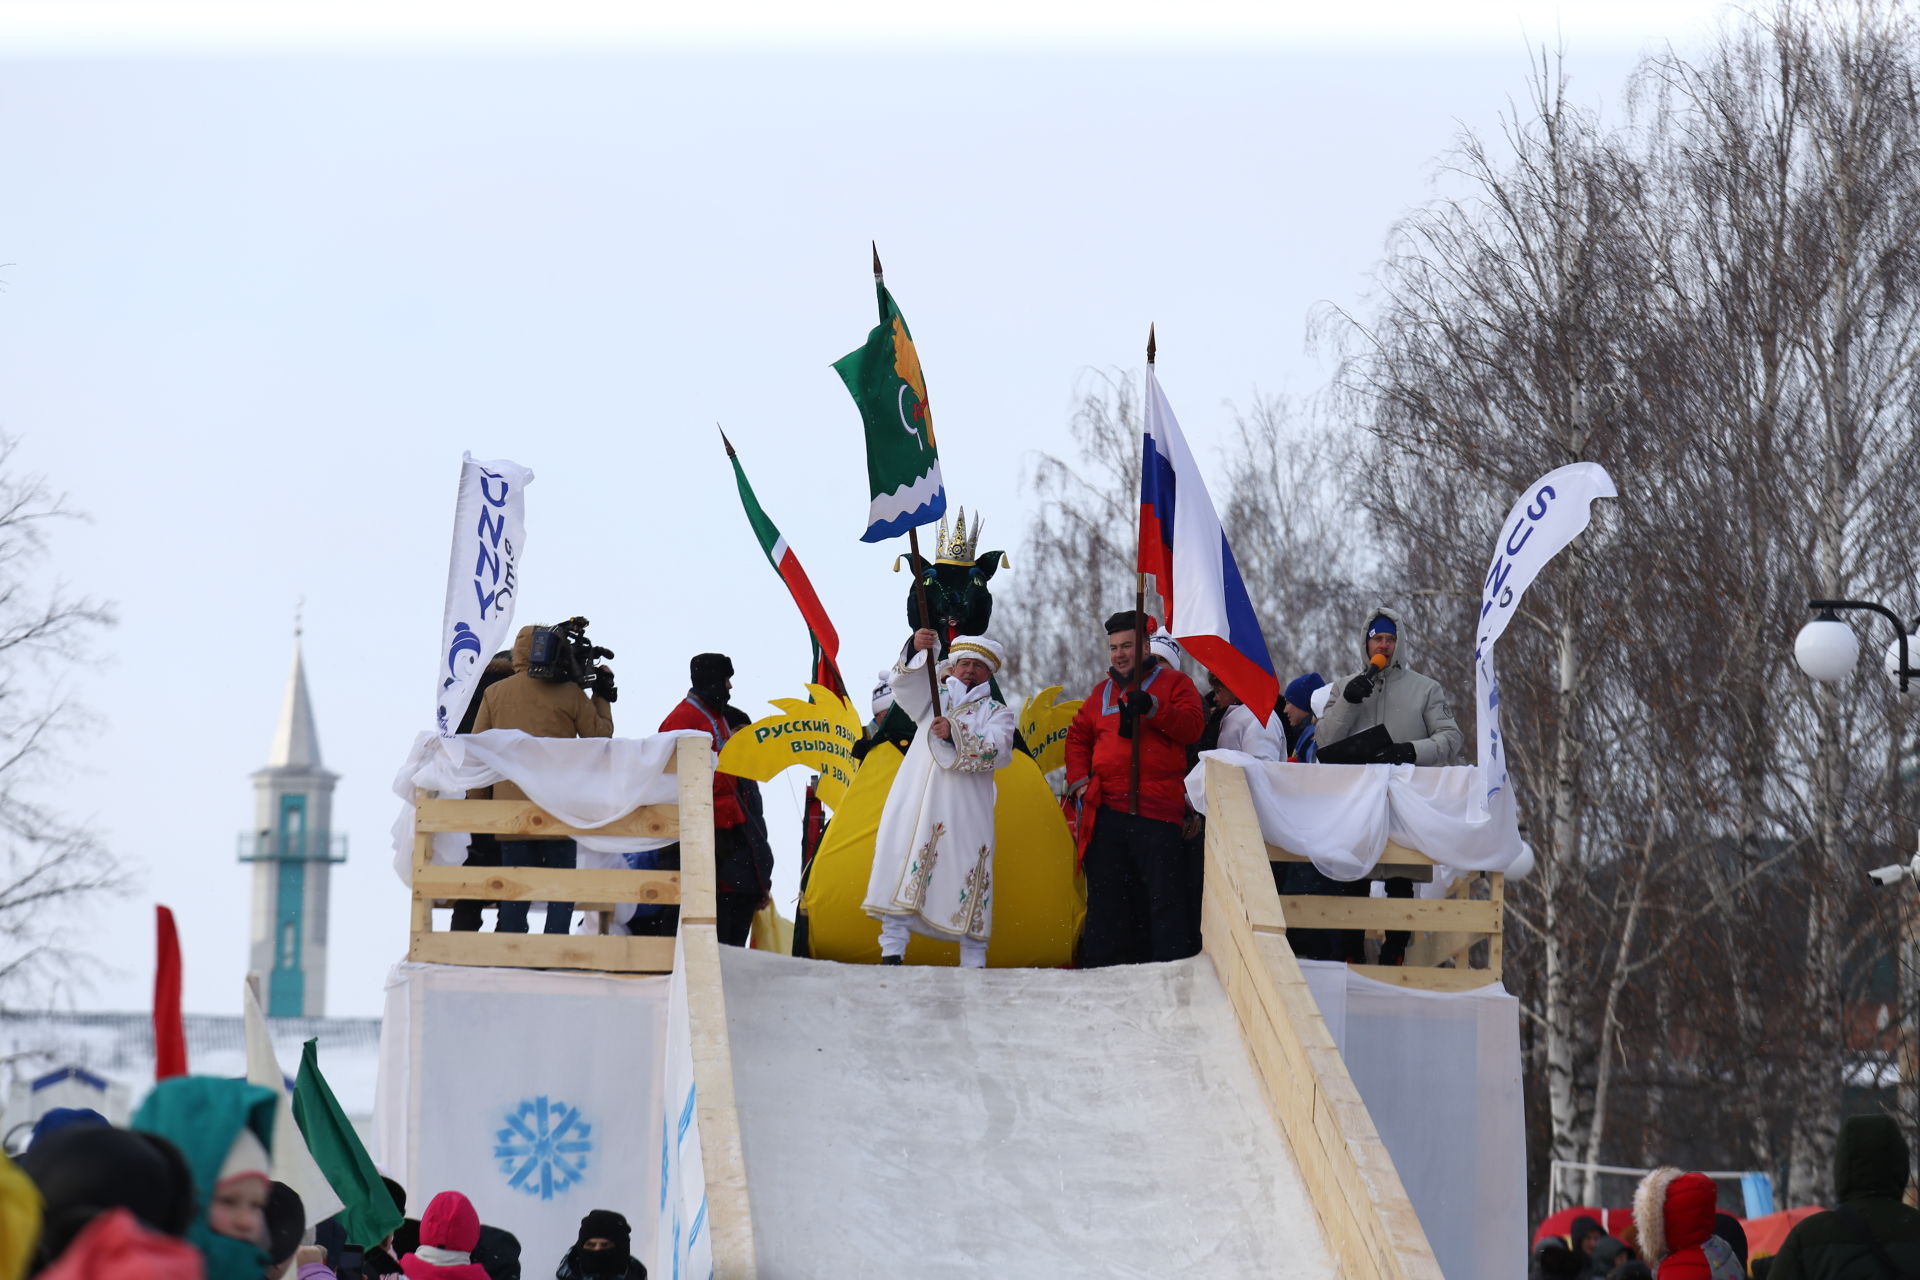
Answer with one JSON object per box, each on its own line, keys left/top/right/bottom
{"left": 864, "top": 628, "right": 1016, "bottom": 967}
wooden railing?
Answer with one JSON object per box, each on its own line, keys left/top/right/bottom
{"left": 1269, "top": 839, "right": 1504, "bottom": 991}
{"left": 406, "top": 735, "right": 714, "bottom": 973}
{"left": 1201, "top": 758, "right": 1443, "bottom": 1280}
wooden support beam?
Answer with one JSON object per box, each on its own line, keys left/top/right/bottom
{"left": 681, "top": 924, "right": 757, "bottom": 1276}
{"left": 407, "top": 931, "right": 675, "bottom": 973}
{"left": 416, "top": 798, "right": 678, "bottom": 840}
{"left": 413, "top": 866, "right": 679, "bottom": 905}
{"left": 1205, "top": 762, "right": 1288, "bottom": 935}
{"left": 410, "top": 788, "right": 433, "bottom": 936}
{"left": 1487, "top": 873, "right": 1505, "bottom": 977}
{"left": 1199, "top": 758, "right": 1442, "bottom": 1280}
{"left": 677, "top": 737, "right": 718, "bottom": 926}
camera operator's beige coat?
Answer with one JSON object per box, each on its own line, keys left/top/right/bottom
{"left": 469, "top": 625, "right": 615, "bottom": 813}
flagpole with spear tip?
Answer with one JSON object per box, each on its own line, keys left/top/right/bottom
{"left": 1130, "top": 325, "right": 1155, "bottom": 817}
{"left": 874, "top": 241, "right": 947, "bottom": 713}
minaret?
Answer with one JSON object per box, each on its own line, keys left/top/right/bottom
{"left": 244, "top": 623, "right": 344, "bottom": 1017}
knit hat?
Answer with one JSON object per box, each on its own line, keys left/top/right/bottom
{"left": 1367, "top": 615, "right": 1397, "bottom": 638}
{"left": 577, "top": 1209, "right": 630, "bottom": 1250}
{"left": 28, "top": 1108, "right": 108, "bottom": 1148}
{"left": 1283, "top": 673, "right": 1326, "bottom": 713}
{"left": 1104, "top": 611, "right": 1158, "bottom": 636}
{"left": 947, "top": 635, "right": 1005, "bottom": 673}
{"left": 1147, "top": 633, "right": 1183, "bottom": 666}
{"left": 690, "top": 653, "right": 733, "bottom": 686}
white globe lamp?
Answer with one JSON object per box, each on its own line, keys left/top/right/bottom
{"left": 1794, "top": 615, "right": 1859, "bottom": 683}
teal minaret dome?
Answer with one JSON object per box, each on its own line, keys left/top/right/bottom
{"left": 243, "top": 628, "right": 345, "bottom": 1017}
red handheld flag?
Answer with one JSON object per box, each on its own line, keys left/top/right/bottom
{"left": 153, "top": 905, "right": 188, "bottom": 1080}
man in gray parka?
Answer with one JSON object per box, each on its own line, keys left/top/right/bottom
{"left": 1314, "top": 604, "right": 1464, "bottom": 965}
{"left": 1316, "top": 604, "right": 1464, "bottom": 766}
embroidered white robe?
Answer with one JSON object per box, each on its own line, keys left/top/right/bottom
{"left": 863, "top": 650, "right": 1016, "bottom": 942}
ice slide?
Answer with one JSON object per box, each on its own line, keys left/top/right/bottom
{"left": 675, "top": 759, "right": 1444, "bottom": 1279}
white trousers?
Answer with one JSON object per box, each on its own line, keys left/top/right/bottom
{"left": 879, "top": 914, "right": 987, "bottom": 968}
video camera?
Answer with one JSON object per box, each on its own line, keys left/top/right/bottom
{"left": 528, "top": 616, "right": 617, "bottom": 700}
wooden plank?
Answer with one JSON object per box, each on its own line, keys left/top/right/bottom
{"left": 677, "top": 737, "right": 718, "bottom": 926}
{"left": 1268, "top": 840, "right": 1435, "bottom": 867}
{"left": 1202, "top": 760, "right": 1443, "bottom": 1280}
{"left": 1203, "top": 759, "right": 1289, "bottom": 934}
{"left": 410, "top": 788, "right": 433, "bottom": 935}
{"left": 1488, "top": 872, "right": 1505, "bottom": 981}
{"left": 1275, "top": 895, "right": 1499, "bottom": 933}
{"left": 1348, "top": 963, "right": 1501, "bottom": 992}
{"left": 413, "top": 866, "right": 679, "bottom": 905}
{"left": 416, "top": 798, "right": 679, "bottom": 840}
{"left": 681, "top": 925, "right": 758, "bottom": 1277}
{"left": 407, "top": 931, "right": 675, "bottom": 973}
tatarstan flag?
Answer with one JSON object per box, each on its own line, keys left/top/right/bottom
{"left": 723, "top": 432, "right": 847, "bottom": 697}
{"left": 833, "top": 253, "right": 946, "bottom": 543}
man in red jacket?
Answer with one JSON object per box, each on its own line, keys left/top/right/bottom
{"left": 657, "top": 652, "right": 768, "bottom": 946}
{"left": 1065, "top": 611, "right": 1207, "bottom": 966}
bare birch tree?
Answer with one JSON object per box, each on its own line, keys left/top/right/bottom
{"left": 0, "top": 438, "right": 119, "bottom": 1012}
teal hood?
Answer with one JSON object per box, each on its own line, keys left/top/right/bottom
{"left": 132, "top": 1076, "right": 279, "bottom": 1280}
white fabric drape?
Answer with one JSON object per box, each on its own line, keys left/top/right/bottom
{"left": 1184, "top": 751, "right": 1526, "bottom": 879}
{"left": 389, "top": 728, "right": 703, "bottom": 882}
{"left": 1299, "top": 961, "right": 1526, "bottom": 1280}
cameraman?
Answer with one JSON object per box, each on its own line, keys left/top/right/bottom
{"left": 471, "top": 622, "right": 616, "bottom": 933}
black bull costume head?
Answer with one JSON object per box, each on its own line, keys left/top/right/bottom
{"left": 897, "top": 548, "right": 1008, "bottom": 648}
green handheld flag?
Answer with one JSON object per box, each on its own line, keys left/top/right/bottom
{"left": 834, "top": 249, "right": 946, "bottom": 543}
{"left": 291, "top": 1038, "right": 403, "bottom": 1249}
{"left": 722, "top": 429, "right": 848, "bottom": 696}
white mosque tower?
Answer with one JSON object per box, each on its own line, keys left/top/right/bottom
{"left": 243, "top": 625, "right": 344, "bottom": 1017}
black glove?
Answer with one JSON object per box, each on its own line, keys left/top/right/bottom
{"left": 1342, "top": 670, "right": 1375, "bottom": 704}
{"left": 591, "top": 666, "right": 618, "bottom": 702}
{"left": 1377, "top": 741, "right": 1417, "bottom": 765}
{"left": 1121, "top": 690, "right": 1155, "bottom": 719}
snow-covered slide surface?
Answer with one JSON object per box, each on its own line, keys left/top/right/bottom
{"left": 720, "top": 946, "right": 1338, "bottom": 1279}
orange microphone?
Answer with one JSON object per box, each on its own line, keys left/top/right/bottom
{"left": 1368, "top": 653, "right": 1388, "bottom": 671}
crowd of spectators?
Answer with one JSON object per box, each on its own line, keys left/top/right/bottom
{"left": 0, "top": 1082, "right": 648, "bottom": 1280}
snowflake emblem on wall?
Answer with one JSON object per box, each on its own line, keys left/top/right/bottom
{"left": 494, "top": 1096, "right": 592, "bottom": 1200}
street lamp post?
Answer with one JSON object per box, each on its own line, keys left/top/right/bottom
{"left": 1795, "top": 596, "right": 1920, "bottom": 1192}
{"left": 1795, "top": 599, "right": 1920, "bottom": 690}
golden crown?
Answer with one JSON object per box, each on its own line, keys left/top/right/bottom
{"left": 935, "top": 507, "right": 983, "bottom": 565}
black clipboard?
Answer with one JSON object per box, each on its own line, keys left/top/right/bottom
{"left": 1315, "top": 724, "right": 1394, "bottom": 765}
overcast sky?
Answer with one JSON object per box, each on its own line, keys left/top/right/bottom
{"left": 0, "top": 1, "right": 1728, "bottom": 1017}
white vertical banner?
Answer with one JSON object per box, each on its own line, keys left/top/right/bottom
{"left": 1474, "top": 463, "right": 1617, "bottom": 812}
{"left": 242, "top": 978, "right": 344, "bottom": 1223}
{"left": 435, "top": 453, "right": 533, "bottom": 735}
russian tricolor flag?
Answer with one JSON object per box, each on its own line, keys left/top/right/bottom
{"left": 1138, "top": 362, "right": 1279, "bottom": 723}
